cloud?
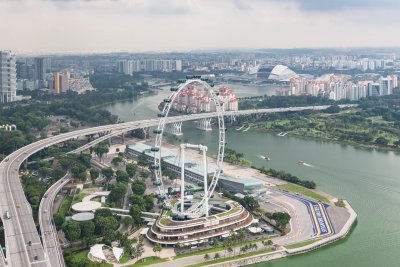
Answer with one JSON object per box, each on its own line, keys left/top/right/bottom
{"left": 233, "top": 0, "right": 252, "bottom": 11}
{"left": 285, "top": 0, "right": 400, "bottom": 12}
{"left": 1, "top": 0, "right": 400, "bottom": 52}
{"left": 0, "top": 0, "right": 195, "bottom": 15}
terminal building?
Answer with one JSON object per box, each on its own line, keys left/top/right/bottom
{"left": 126, "top": 143, "right": 265, "bottom": 195}
{"left": 146, "top": 199, "right": 253, "bottom": 246}
{"left": 126, "top": 143, "right": 217, "bottom": 183}
{"left": 218, "top": 176, "right": 265, "bottom": 194}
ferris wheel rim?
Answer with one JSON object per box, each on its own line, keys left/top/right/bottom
{"left": 152, "top": 78, "right": 225, "bottom": 216}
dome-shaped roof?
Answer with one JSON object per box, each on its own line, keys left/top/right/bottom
{"left": 268, "top": 65, "right": 298, "bottom": 81}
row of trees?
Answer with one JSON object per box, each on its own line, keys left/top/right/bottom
{"left": 267, "top": 212, "right": 291, "bottom": 231}
{"left": 222, "top": 191, "right": 260, "bottom": 212}
{"left": 239, "top": 95, "right": 344, "bottom": 110}
{"left": 256, "top": 167, "right": 316, "bottom": 189}
{"left": 224, "top": 147, "right": 252, "bottom": 167}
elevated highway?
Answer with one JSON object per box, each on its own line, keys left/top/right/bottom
{"left": 38, "top": 174, "right": 71, "bottom": 267}
{"left": 0, "top": 104, "right": 356, "bottom": 267}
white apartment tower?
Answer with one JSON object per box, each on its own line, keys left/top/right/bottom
{"left": 0, "top": 51, "right": 17, "bottom": 103}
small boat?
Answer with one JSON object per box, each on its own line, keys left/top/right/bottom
{"left": 298, "top": 160, "right": 305, "bottom": 165}
{"left": 259, "top": 155, "right": 271, "bottom": 161}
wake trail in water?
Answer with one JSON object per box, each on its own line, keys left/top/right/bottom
{"left": 303, "top": 163, "right": 315, "bottom": 168}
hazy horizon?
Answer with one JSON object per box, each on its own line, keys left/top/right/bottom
{"left": 2, "top": 0, "right": 400, "bottom": 53}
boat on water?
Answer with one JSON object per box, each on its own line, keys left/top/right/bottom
{"left": 298, "top": 160, "right": 305, "bottom": 165}
{"left": 259, "top": 155, "right": 271, "bottom": 161}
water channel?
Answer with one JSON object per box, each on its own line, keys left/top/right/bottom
{"left": 106, "top": 85, "right": 400, "bottom": 267}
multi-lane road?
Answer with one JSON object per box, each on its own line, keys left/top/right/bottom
{"left": 0, "top": 104, "right": 355, "bottom": 267}
{"left": 38, "top": 175, "right": 71, "bottom": 267}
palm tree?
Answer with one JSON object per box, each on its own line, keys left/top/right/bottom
{"left": 214, "top": 253, "right": 220, "bottom": 260}
{"left": 229, "top": 229, "right": 236, "bottom": 243}
{"left": 153, "top": 243, "right": 162, "bottom": 257}
{"left": 212, "top": 240, "right": 220, "bottom": 249}
{"left": 227, "top": 246, "right": 233, "bottom": 257}
{"left": 222, "top": 242, "right": 228, "bottom": 257}
{"left": 204, "top": 253, "right": 210, "bottom": 261}
{"left": 136, "top": 250, "right": 143, "bottom": 261}
{"left": 238, "top": 229, "right": 246, "bottom": 243}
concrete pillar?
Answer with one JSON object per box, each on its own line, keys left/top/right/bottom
{"left": 197, "top": 118, "right": 212, "bottom": 131}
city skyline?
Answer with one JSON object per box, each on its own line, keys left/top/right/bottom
{"left": 2, "top": 0, "right": 400, "bottom": 53}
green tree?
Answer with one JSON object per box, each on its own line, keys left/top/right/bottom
{"left": 53, "top": 213, "right": 65, "bottom": 230}
{"left": 116, "top": 170, "right": 129, "bottom": 183}
{"left": 89, "top": 168, "right": 99, "bottom": 183}
{"left": 375, "top": 136, "right": 389, "bottom": 146}
{"left": 121, "top": 216, "right": 133, "bottom": 226}
{"left": 95, "top": 208, "right": 113, "bottom": 218}
{"left": 132, "top": 180, "right": 146, "bottom": 195}
{"left": 129, "top": 205, "right": 143, "bottom": 225}
{"left": 242, "top": 196, "right": 260, "bottom": 211}
{"left": 153, "top": 243, "right": 162, "bottom": 257}
{"left": 101, "top": 167, "right": 114, "bottom": 180}
{"left": 71, "top": 162, "right": 87, "bottom": 181}
{"left": 80, "top": 221, "right": 95, "bottom": 238}
{"left": 77, "top": 153, "right": 92, "bottom": 168}
{"left": 112, "top": 156, "right": 123, "bottom": 166}
{"left": 126, "top": 163, "right": 138, "bottom": 177}
{"left": 130, "top": 194, "right": 145, "bottom": 207}
{"left": 271, "top": 212, "right": 291, "bottom": 230}
{"left": 64, "top": 221, "right": 81, "bottom": 241}
{"left": 109, "top": 182, "right": 128, "bottom": 204}
{"left": 94, "top": 144, "right": 109, "bottom": 162}
{"left": 394, "top": 140, "right": 400, "bottom": 147}
{"left": 143, "top": 195, "right": 154, "bottom": 211}
{"left": 94, "top": 216, "right": 119, "bottom": 235}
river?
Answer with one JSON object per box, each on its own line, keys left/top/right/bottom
{"left": 106, "top": 85, "right": 400, "bottom": 267}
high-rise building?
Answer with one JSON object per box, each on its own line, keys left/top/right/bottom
{"left": 51, "top": 71, "right": 70, "bottom": 94}
{"left": 368, "top": 83, "right": 380, "bottom": 97}
{"left": 16, "top": 61, "right": 34, "bottom": 80}
{"left": 379, "top": 76, "right": 394, "bottom": 96}
{"left": 0, "top": 51, "right": 17, "bottom": 103}
{"left": 59, "top": 71, "right": 70, "bottom": 93}
{"left": 118, "top": 59, "right": 182, "bottom": 73}
{"left": 54, "top": 72, "right": 60, "bottom": 94}
{"left": 34, "top": 57, "right": 46, "bottom": 81}
{"left": 175, "top": 60, "right": 182, "bottom": 71}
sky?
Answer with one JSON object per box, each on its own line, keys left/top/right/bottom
{"left": 1, "top": 0, "right": 400, "bottom": 53}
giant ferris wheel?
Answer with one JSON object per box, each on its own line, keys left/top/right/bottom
{"left": 151, "top": 77, "right": 225, "bottom": 219}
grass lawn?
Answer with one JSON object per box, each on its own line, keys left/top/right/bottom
{"left": 159, "top": 217, "right": 172, "bottom": 226}
{"left": 64, "top": 248, "right": 112, "bottom": 267}
{"left": 285, "top": 239, "right": 318, "bottom": 249}
{"left": 126, "top": 256, "right": 167, "bottom": 266}
{"left": 119, "top": 252, "right": 131, "bottom": 263}
{"left": 186, "top": 248, "right": 273, "bottom": 267}
{"left": 57, "top": 196, "right": 73, "bottom": 217}
{"left": 72, "top": 192, "right": 88, "bottom": 205}
{"left": 216, "top": 207, "right": 239, "bottom": 218}
{"left": 174, "top": 246, "right": 225, "bottom": 259}
{"left": 174, "top": 237, "right": 273, "bottom": 260}
{"left": 276, "top": 183, "right": 330, "bottom": 203}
